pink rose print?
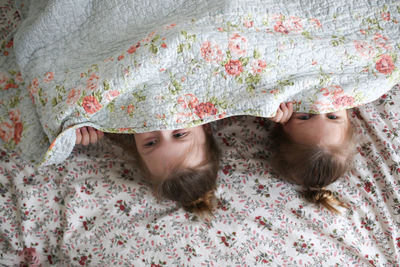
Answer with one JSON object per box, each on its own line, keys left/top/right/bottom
{"left": 320, "top": 85, "right": 343, "bottom": 97}
{"left": 200, "top": 41, "right": 223, "bottom": 62}
{"left": 381, "top": 12, "right": 390, "bottom": 21}
{"left": 1, "top": 72, "right": 18, "bottom": 90}
{"left": 288, "top": 16, "right": 303, "bottom": 32}
{"left": 43, "top": 72, "right": 54, "bottom": 82}
{"left": 243, "top": 20, "right": 253, "bottom": 28}
{"left": 274, "top": 21, "right": 289, "bottom": 34}
{"left": 3, "top": 82, "right": 18, "bottom": 90}
{"left": 194, "top": 102, "right": 218, "bottom": 119}
{"left": 375, "top": 54, "right": 395, "bottom": 75}
{"left": 228, "top": 33, "right": 248, "bottom": 57}
{"left": 29, "top": 78, "right": 39, "bottom": 95}
{"left": 67, "top": 88, "right": 81, "bottom": 106}
{"left": 373, "top": 34, "right": 392, "bottom": 50}
{"left": 251, "top": 59, "right": 267, "bottom": 74}
{"left": 178, "top": 94, "right": 199, "bottom": 109}
{"left": 105, "top": 90, "right": 120, "bottom": 101}
{"left": 13, "top": 122, "right": 23, "bottom": 145}
{"left": 0, "top": 72, "right": 8, "bottom": 88}
{"left": 332, "top": 95, "right": 354, "bottom": 109}
{"left": 82, "top": 96, "right": 103, "bottom": 114}
{"left": 9, "top": 109, "right": 20, "bottom": 122}
{"left": 15, "top": 72, "right": 23, "bottom": 82}
{"left": 86, "top": 73, "right": 99, "bottom": 91}
{"left": 310, "top": 18, "right": 322, "bottom": 28}
{"left": 353, "top": 40, "right": 375, "bottom": 58}
{"left": 0, "top": 122, "right": 13, "bottom": 143}
{"left": 225, "top": 59, "right": 243, "bottom": 76}
{"left": 126, "top": 104, "right": 135, "bottom": 114}
{"left": 127, "top": 41, "right": 141, "bottom": 54}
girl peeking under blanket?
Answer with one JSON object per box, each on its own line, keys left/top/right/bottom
{"left": 75, "top": 125, "right": 219, "bottom": 216}
{"left": 268, "top": 102, "right": 356, "bottom": 214}
{"left": 75, "top": 101, "right": 356, "bottom": 215}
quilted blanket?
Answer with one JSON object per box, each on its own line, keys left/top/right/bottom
{"left": 1, "top": 0, "right": 399, "bottom": 166}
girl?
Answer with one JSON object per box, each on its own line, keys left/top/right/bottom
{"left": 269, "top": 103, "right": 356, "bottom": 213}
{"left": 75, "top": 125, "right": 219, "bottom": 216}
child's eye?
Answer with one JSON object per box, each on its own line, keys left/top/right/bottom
{"left": 173, "top": 132, "right": 188, "bottom": 138}
{"left": 297, "top": 114, "right": 311, "bottom": 120}
{"left": 327, "top": 114, "right": 338, "bottom": 120}
{"left": 144, "top": 140, "right": 157, "bottom": 147}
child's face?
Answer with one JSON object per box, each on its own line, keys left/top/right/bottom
{"left": 282, "top": 110, "right": 349, "bottom": 146}
{"left": 134, "top": 125, "right": 208, "bottom": 178}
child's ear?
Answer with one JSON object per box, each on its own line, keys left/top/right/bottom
{"left": 203, "top": 123, "right": 212, "bottom": 134}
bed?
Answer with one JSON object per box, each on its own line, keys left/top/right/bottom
{"left": 1, "top": 0, "right": 400, "bottom": 266}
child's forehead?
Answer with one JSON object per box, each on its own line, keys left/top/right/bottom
{"left": 283, "top": 118, "right": 349, "bottom": 146}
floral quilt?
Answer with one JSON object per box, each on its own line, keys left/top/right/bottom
{"left": 1, "top": 84, "right": 400, "bottom": 266}
{"left": 1, "top": 0, "right": 400, "bottom": 166}
{"left": 1, "top": 2, "right": 400, "bottom": 265}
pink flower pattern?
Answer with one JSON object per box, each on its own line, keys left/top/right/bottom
{"left": 67, "top": 88, "right": 81, "bottom": 106}
{"left": 105, "top": 90, "right": 120, "bottom": 101}
{"left": 353, "top": 40, "right": 375, "bottom": 58}
{"left": 224, "top": 59, "right": 243, "bottom": 76}
{"left": 375, "top": 54, "right": 395, "bottom": 75}
{"left": 82, "top": 96, "right": 103, "bottom": 114}
{"left": 86, "top": 73, "right": 99, "bottom": 91}
{"left": 228, "top": 33, "right": 248, "bottom": 57}
{"left": 200, "top": 41, "right": 223, "bottom": 62}
{"left": 251, "top": 59, "right": 267, "bottom": 74}
{"left": 274, "top": 21, "right": 289, "bottom": 34}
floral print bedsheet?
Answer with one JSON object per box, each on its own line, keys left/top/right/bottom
{"left": 1, "top": 0, "right": 400, "bottom": 166}
{"left": 1, "top": 84, "right": 400, "bottom": 266}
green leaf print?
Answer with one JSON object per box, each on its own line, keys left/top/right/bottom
{"left": 103, "top": 80, "right": 110, "bottom": 91}
{"left": 106, "top": 100, "right": 115, "bottom": 113}
{"left": 133, "top": 91, "right": 146, "bottom": 102}
{"left": 319, "top": 67, "right": 331, "bottom": 86}
{"left": 38, "top": 88, "right": 47, "bottom": 106}
{"left": 240, "top": 57, "right": 249, "bottom": 66}
{"left": 94, "top": 91, "right": 102, "bottom": 103}
{"left": 9, "top": 95, "right": 20, "bottom": 109}
{"left": 149, "top": 43, "right": 158, "bottom": 54}
{"left": 177, "top": 43, "right": 184, "bottom": 53}
{"left": 168, "top": 73, "right": 182, "bottom": 95}
{"left": 301, "top": 31, "right": 313, "bottom": 40}
{"left": 151, "top": 34, "right": 160, "bottom": 43}
{"left": 181, "top": 30, "right": 187, "bottom": 38}
{"left": 235, "top": 76, "right": 244, "bottom": 84}
{"left": 277, "top": 79, "right": 294, "bottom": 87}
{"left": 210, "top": 96, "right": 228, "bottom": 109}
{"left": 246, "top": 84, "right": 255, "bottom": 93}
{"left": 52, "top": 97, "right": 58, "bottom": 107}
{"left": 246, "top": 73, "right": 261, "bottom": 85}
{"left": 331, "top": 35, "right": 345, "bottom": 47}
{"left": 55, "top": 85, "right": 66, "bottom": 94}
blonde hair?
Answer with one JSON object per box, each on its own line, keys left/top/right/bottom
{"left": 107, "top": 127, "right": 219, "bottom": 216}
{"left": 271, "top": 114, "right": 355, "bottom": 214}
